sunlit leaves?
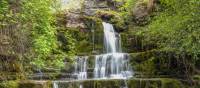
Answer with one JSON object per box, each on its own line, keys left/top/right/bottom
{"left": 137, "top": 0, "right": 200, "bottom": 60}
{"left": 21, "top": 0, "right": 58, "bottom": 68}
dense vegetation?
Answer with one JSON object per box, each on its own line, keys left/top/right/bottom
{"left": 0, "top": 0, "right": 199, "bottom": 87}
{"left": 91, "top": 0, "right": 200, "bottom": 83}
{"left": 114, "top": 0, "right": 200, "bottom": 79}
{"left": 0, "top": 0, "right": 76, "bottom": 73}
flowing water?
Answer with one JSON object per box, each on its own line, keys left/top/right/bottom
{"left": 53, "top": 22, "right": 133, "bottom": 88}
{"left": 102, "top": 22, "right": 121, "bottom": 53}
{"left": 74, "top": 56, "right": 88, "bottom": 80}
{"left": 94, "top": 53, "right": 132, "bottom": 79}
{"left": 94, "top": 22, "right": 132, "bottom": 79}
{"left": 53, "top": 82, "right": 58, "bottom": 88}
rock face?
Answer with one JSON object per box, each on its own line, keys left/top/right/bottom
{"left": 65, "top": 12, "right": 85, "bottom": 28}
{"left": 61, "top": 0, "right": 115, "bottom": 55}
{"left": 0, "top": 35, "right": 12, "bottom": 55}
{"left": 133, "top": 0, "right": 157, "bottom": 25}
{"left": 64, "top": 0, "right": 111, "bottom": 28}
{"left": 83, "top": 0, "right": 110, "bottom": 16}
{"left": 133, "top": 0, "right": 156, "bottom": 19}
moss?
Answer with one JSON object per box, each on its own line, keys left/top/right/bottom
{"left": 161, "top": 78, "right": 183, "bottom": 88}
{"left": 19, "top": 81, "right": 51, "bottom": 88}
{"left": 95, "top": 10, "right": 120, "bottom": 21}
{"left": 67, "top": 27, "right": 92, "bottom": 55}
{"left": 0, "top": 81, "right": 19, "bottom": 88}
{"left": 95, "top": 10, "right": 127, "bottom": 32}
{"left": 54, "top": 78, "right": 186, "bottom": 88}
{"left": 129, "top": 49, "right": 195, "bottom": 78}
{"left": 136, "top": 57, "right": 157, "bottom": 77}
{"left": 193, "top": 75, "right": 200, "bottom": 80}
{"left": 83, "top": 79, "right": 122, "bottom": 88}
{"left": 128, "top": 78, "right": 184, "bottom": 88}
{"left": 87, "top": 55, "right": 95, "bottom": 68}
{"left": 120, "top": 27, "right": 154, "bottom": 53}
{"left": 75, "top": 16, "right": 104, "bottom": 55}
{"left": 0, "top": 79, "right": 186, "bottom": 88}
{"left": 81, "top": 16, "right": 102, "bottom": 27}
{"left": 127, "top": 79, "right": 162, "bottom": 88}
{"left": 129, "top": 50, "right": 156, "bottom": 63}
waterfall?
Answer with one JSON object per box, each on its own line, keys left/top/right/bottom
{"left": 53, "top": 82, "right": 58, "bottom": 88}
{"left": 74, "top": 56, "right": 88, "bottom": 80}
{"left": 103, "top": 22, "right": 121, "bottom": 53}
{"left": 94, "top": 22, "right": 133, "bottom": 79}
{"left": 53, "top": 22, "right": 133, "bottom": 88}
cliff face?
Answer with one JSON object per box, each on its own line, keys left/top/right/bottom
{"left": 64, "top": 0, "right": 111, "bottom": 28}
{"left": 84, "top": 0, "right": 110, "bottom": 16}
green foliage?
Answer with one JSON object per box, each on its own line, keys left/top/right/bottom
{"left": 56, "top": 30, "right": 76, "bottom": 60}
{"left": 119, "top": 0, "right": 137, "bottom": 21}
{"left": 121, "top": 0, "right": 137, "bottom": 11}
{"left": 20, "top": 0, "right": 58, "bottom": 68}
{"left": 0, "top": 0, "right": 9, "bottom": 14}
{"left": 0, "top": 0, "right": 16, "bottom": 27}
{"left": 55, "top": 13, "right": 76, "bottom": 60}
{"left": 122, "top": 0, "right": 200, "bottom": 79}
{"left": 19, "top": 0, "right": 76, "bottom": 69}
{"left": 0, "top": 0, "right": 76, "bottom": 72}
{"left": 95, "top": 10, "right": 127, "bottom": 31}
{"left": 136, "top": 0, "right": 200, "bottom": 59}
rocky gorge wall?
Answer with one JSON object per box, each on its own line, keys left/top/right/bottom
{"left": 1, "top": 0, "right": 199, "bottom": 87}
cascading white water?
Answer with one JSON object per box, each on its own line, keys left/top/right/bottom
{"left": 52, "top": 22, "right": 132, "bottom": 88}
{"left": 53, "top": 82, "right": 58, "bottom": 88}
{"left": 103, "top": 22, "right": 121, "bottom": 53}
{"left": 74, "top": 56, "right": 88, "bottom": 80}
{"left": 94, "top": 22, "right": 133, "bottom": 79}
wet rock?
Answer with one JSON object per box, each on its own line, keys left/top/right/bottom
{"left": 53, "top": 78, "right": 183, "bottom": 88}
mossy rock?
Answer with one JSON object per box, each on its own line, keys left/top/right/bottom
{"left": 160, "top": 78, "right": 183, "bottom": 88}
{"left": 95, "top": 10, "right": 127, "bottom": 32}
{"left": 71, "top": 16, "right": 104, "bottom": 55}
{"left": 194, "top": 75, "right": 200, "bottom": 81}
{"left": 19, "top": 81, "right": 51, "bottom": 88}
{"left": 95, "top": 10, "right": 120, "bottom": 21}
{"left": 127, "top": 78, "right": 162, "bottom": 88}
{"left": 0, "top": 81, "right": 19, "bottom": 88}
{"left": 129, "top": 49, "right": 195, "bottom": 78}
{"left": 54, "top": 79, "right": 124, "bottom": 88}
{"left": 120, "top": 28, "right": 156, "bottom": 53}
{"left": 53, "top": 78, "right": 185, "bottom": 88}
